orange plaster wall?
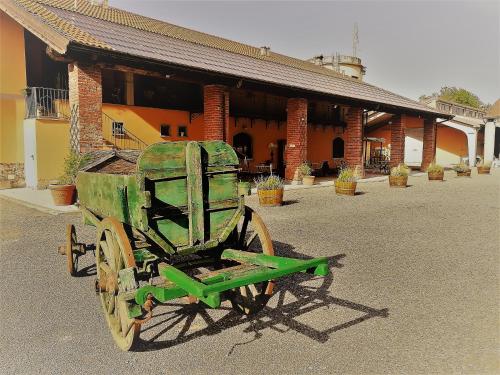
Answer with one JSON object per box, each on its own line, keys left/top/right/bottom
{"left": 307, "top": 125, "right": 345, "bottom": 164}
{"left": 436, "top": 126, "right": 468, "bottom": 163}
{"left": 227, "top": 118, "right": 286, "bottom": 169}
{"left": 405, "top": 116, "right": 424, "bottom": 129}
{"left": 102, "top": 104, "right": 204, "bottom": 144}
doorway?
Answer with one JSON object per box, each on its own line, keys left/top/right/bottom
{"left": 277, "top": 139, "right": 286, "bottom": 177}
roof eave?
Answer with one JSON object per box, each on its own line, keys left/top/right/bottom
{"left": 1, "top": 0, "right": 70, "bottom": 54}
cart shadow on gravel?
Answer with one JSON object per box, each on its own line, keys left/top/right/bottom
{"left": 133, "top": 241, "right": 389, "bottom": 353}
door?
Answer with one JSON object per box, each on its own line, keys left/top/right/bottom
{"left": 23, "top": 120, "right": 37, "bottom": 188}
{"left": 277, "top": 139, "right": 286, "bottom": 177}
{"left": 404, "top": 128, "right": 423, "bottom": 167}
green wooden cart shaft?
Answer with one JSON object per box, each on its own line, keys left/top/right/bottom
{"left": 133, "top": 249, "right": 328, "bottom": 308}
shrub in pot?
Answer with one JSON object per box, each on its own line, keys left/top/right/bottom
{"left": 389, "top": 163, "right": 410, "bottom": 188}
{"left": 427, "top": 162, "right": 444, "bottom": 181}
{"left": 299, "top": 162, "right": 315, "bottom": 186}
{"left": 453, "top": 162, "right": 471, "bottom": 177}
{"left": 335, "top": 166, "right": 360, "bottom": 196}
{"left": 255, "top": 175, "right": 284, "bottom": 207}
{"left": 477, "top": 161, "right": 492, "bottom": 175}
{"left": 49, "top": 152, "right": 89, "bottom": 206}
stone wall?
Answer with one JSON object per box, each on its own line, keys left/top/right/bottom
{"left": 0, "top": 162, "right": 25, "bottom": 188}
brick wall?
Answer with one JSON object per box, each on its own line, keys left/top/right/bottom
{"left": 68, "top": 62, "right": 104, "bottom": 153}
{"left": 285, "top": 98, "right": 307, "bottom": 181}
{"left": 390, "top": 114, "right": 406, "bottom": 167}
{"left": 421, "top": 117, "right": 437, "bottom": 170}
{"left": 345, "top": 106, "right": 364, "bottom": 175}
{"left": 203, "top": 85, "right": 228, "bottom": 141}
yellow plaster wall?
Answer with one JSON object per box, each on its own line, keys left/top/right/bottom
{"left": 35, "top": 118, "right": 70, "bottom": 187}
{"left": 0, "top": 11, "right": 26, "bottom": 163}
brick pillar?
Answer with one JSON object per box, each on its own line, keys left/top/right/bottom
{"left": 345, "top": 107, "right": 364, "bottom": 175}
{"left": 421, "top": 117, "right": 437, "bottom": 171}
{"left": 285, "top": 98, "right": 307, "bottom": 181}
{"left": 203, "top": 84, "right": 228, "bottom": 141}
{"left": 390, "top": 114, "right": 406, "bottom": 168}
{"left": 68, "top": 62, "right": 103, "bottom": 153}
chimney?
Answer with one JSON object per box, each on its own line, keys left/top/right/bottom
{"left": 259, "top": 46, "right": 270, "bottom": 57}
{"left": 313, "top": 55, "right": 324, "bottom": 65}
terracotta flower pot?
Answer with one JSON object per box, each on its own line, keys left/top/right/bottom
{"left": 389, "top": 175, "right": 408, "bottom": 188}
{"left": 477, "top": 166, "right": 491, "bottom": 175}
{"left": 49, "top": 184, "right": 76, "bottom": 206}
{"left": 456, "top": 170, "right": 471, "bottom": 177}
{"left": 428, "top": 171, "right": 444, "bottom": 181}
{"left": 302, "top": 175, "right": 315, "bottom": 186}
{"left": 257, "top": 188, "right": 283, "bottom": 207}
{"left": 335, "top": 180, "right": 357, "bottom": 196}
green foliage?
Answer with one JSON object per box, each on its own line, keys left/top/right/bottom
{"left": 426, "top": 162, "right": 444, "bottom": 174}
{"left": 58, "top": 151, "right": 91, "bottom": 185}
{"left": 453, "top": 162, "right": 471, "bottom": 173}
{"left": 422, "top": 87, "right": 484, "bottom": 108}
{"left": 390, "top": 163, "right": 410, "bottom": 177}
{"left": 254, "top": 174, "right": 284, "bottom": 191}
{"left": 298, "top": 162, "right": 312, "bottom": 177}
{"left": 337, "top": 166, "right": 361, "bottom": 182}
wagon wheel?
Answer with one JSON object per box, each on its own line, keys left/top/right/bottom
{"left": 65, "top": 224, "right": 79, "bottom": 276}
{"left": 228, "top": 206, "right": 275, "bottom": 315}
{"left": 96, "top": 218, "right": 140, "bottom": 351}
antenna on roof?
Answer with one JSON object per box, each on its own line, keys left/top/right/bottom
{"left": 352, "top": 22, "right": 359, "bottom": 57}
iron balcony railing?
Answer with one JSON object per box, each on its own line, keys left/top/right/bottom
{"left": 24, "top": 87, "right": 69, "bottom": 119}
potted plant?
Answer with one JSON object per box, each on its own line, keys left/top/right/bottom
{"left": 389, "top": 163, "right": 410, "bottom": 188}
{"left": 335, "top": 166, "right": 360, "bottom": 196}
{"left": 299, "top": 162, "right": 315, "bottom": 186}
{"left": 255, "top": 174, "right": 284, "bottom": 207}
{"left": 49, "top": 151, "right": 89, "bottom": 206}
{"left": 427, "top": 162, "right": 444, "bottom": 181}
{"left": 477, "top": 161, "right": 492, "bottom": 175}
{"left": 453, "top": 162, "right": 471, "bottom": 177}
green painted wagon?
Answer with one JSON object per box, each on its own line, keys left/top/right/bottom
{"left": 63, "top": 141, "right": 328, "bottom": 351}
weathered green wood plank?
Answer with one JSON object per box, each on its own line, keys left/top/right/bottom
{"left": 186, "top": 142, "right": 205, "bottom": 245}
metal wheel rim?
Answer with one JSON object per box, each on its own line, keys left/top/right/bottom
{"left": 66, "top": 224, "right": 78, "bottom": 276}
{"left": 96, "top": 218, "right": 140, "bottom": 351}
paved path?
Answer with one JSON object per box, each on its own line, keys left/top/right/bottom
{"left": 0, "top": 170, "right": 498, "bottom": 374}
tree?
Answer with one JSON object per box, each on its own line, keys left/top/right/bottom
{"left": 420, "top": 87, "right": 484, "bottom": 109}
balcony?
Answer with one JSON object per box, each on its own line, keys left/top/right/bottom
{"left": 24, "top": 87, "right": 69, "bottom": 119}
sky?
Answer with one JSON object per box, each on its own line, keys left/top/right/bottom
{"left": 108, "top": 1, "right": 499, "bottom": 105}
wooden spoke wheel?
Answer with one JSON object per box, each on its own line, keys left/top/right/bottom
{"left": 228, "top": 206, "right": 275, "bottom": 315}
{"left": 96, "top": 218, "right": 140, "bottom": 351}
{"left": 66, "top": 224, "right": 79, "bottom": 276}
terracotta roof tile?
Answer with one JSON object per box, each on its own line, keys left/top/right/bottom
{"left": 7, "top": 0, "right": 448, "bottom": 116}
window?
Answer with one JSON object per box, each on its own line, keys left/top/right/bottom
{"left": 233, "top": 133, "right": 253, "bottom": 159}
{"left": 332, "top": 137, "right": 344, "bottom": 158}
{"left": 178, "top": 125, "right": 188, "bottom": 137}
{"left": 102, "top": 69, "right": 126, "bottom": 104}
{"left": 160, "top": 124, "right": 170, "bottom": 137}
{"left": 112, "top": 122, "right": 125, "bottom": 136}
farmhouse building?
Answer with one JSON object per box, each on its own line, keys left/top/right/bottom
{"left": 1, "top": 0, "right": 452, "bottom": 188}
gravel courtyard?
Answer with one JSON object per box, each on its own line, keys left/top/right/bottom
{"left": 0, "top": 170, "right": 498, "bottom": 374}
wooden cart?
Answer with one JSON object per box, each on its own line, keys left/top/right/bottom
{"left": 63, "top": 141, "right": 328, "bottom": 351}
